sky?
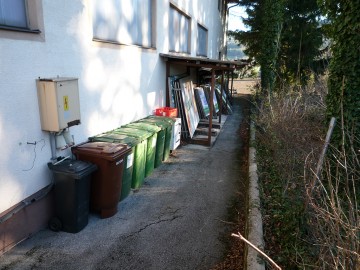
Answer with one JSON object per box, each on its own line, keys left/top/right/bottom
{"left": 228, "top": 5, "right": 247, "bottom": 31}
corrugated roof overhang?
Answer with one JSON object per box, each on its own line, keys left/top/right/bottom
{"left": 159, "top": 53, "right": 246, "bottom": 71}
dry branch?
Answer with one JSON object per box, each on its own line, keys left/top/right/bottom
{"left": 316, "top": 117, "right": 336, "bottom": 177}
{"left": 231, "top": 232, "right": 282, "bottom": 270}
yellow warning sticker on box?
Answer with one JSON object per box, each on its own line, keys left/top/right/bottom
{"left": 63, "top": 96, "right": 69, "bottom": 111}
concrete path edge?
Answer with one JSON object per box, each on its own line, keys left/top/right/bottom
{"left": 245, "top": 120, "right": 265, "bottom": 270}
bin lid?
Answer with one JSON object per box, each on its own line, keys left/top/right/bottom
{"left": 147, "top": 115, "right": 176, "bottom": 123}
{"left": 89, "top": 133, "right": 139, "bottom": 147}
{"left": 112, "top": 127, "right": 153, "bottom": 140}
{"left": 72, "top": 142, "right": 131, "bottom": 161}
{"left": 48, "top": 159, "right": 97, "bottom": 179}
{"left": 137, "top": 119, "right": 170, "bottom": 129}
{"left": 124, "top": 123, "right": 161, "bottom": 133}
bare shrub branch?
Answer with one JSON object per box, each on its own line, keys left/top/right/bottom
{"left": 231, "top": 232, "right": 282, "bottom": 270}
{"left": 305, "top": 129, "right": 360, "bottom": 269}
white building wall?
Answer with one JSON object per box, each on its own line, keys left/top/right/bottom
{"left": 0, "top": 0, "right": 226, "bottom": 214}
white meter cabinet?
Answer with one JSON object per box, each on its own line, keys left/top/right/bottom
{"left": 36, "top": 78, "right": 81, "bottom": 132}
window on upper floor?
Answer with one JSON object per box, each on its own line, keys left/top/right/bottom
{"left": 169, "top": 4, "right": 190, "bottom": 54}
{"left": 0, "top": 0, "right": 41, "bottom": 34}
{"left": 0, "top": 0, "right": 27, "bottom": 28}
{"left": 197, "top": 24, "right": 208, "bottom": 57}
{"left": 92, "top": 0, "right": 155, "bottom": 48}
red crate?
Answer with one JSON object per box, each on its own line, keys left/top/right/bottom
{"left": 154, "top": 107, "right": 178, "bottom": 117}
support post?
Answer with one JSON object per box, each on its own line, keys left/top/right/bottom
{"left": 231, "top": 71, "right": 234, "bottom": 98}
{"left": 208, "top": 69, "right": 215, "bottom": 146}
{"left": 165, "top": 61, "right": 170, "bottom": 107}
{"left": 218, "top": 71, "right": 223, "bottom": 124}
{"left": 219, "top": 70, "right": 225, "bottom": 123}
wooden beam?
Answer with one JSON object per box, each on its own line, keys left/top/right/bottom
{"left": 189, "top": 138, "right": 211, "bottom": 146}
{"left": 165, "top": 61, "right": 170, "bottom": 106}
{"left": 198, "top": 120, "right": 221, "bottom": 129}
{"left": 208, "top": 69, "right": 215, "bottom": 146}
{"left": 164, "top": 60, "right": 234, "bottom": 71}
{"left": 230, "top": 71, "right": 234, "bottom": 98}
{"left": 219, "top": 70, "right": 225, "bottom": 124}
{"left": 159, "top": 53, "right": 245, "bottom": 66}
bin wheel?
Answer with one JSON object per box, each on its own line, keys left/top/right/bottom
{"left": 49, "top": 217, "right": 62, "bottom": 232}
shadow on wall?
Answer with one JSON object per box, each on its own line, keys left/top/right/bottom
{"left": 72, "top": 1, "right": 166, "bottom": 138}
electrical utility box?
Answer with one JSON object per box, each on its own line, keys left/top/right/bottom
{"left": 36, "top": 77, "right": 81, "bottom": 132}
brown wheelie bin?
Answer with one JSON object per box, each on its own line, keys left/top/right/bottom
{"left": 72, "top": 141, "right": 131, "bottom": 218}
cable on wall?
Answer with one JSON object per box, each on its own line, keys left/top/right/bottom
{"left": 22, "top": 139, "right": 45, "bottom": 171}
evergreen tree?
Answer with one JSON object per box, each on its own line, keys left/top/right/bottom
{"left": 230, "top": 0, "right": 323, "bottom": 90}
{"left": 278, "top": 0, "right": 322, "bottom": 86}
{"left": 230, "top": 0, "right": 284, "bottom": 94}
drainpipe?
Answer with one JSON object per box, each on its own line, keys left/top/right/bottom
{"left": 50, "top": 132, "right": 57, "bottom": 160}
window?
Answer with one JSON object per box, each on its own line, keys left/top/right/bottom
{"left": 197, "top": 24, "right": 208, "bottom": 57}
{"left": 0, "top": 0, "right": 43, "bottom": 37}
{"left": 0, "top": 0, "right": 28, "bottom": 29}
{"left": 169, "top": 5, "right": 190, "bottom": 54}
{"left": 92, "top": 0, "right": 154, "bottom": 48}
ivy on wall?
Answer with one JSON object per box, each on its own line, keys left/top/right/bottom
{"left": 320, "top": 0, "right": 360, "bottom": 148}
{"left": 257, "top": 0, "right": 284, "bottom": 94}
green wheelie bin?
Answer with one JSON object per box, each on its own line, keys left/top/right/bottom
{"left": 142, "top": 116, "right": 175, "bottom": 161}
{"left": 113, "top": 127, "right": 156, "bottom": 179}
{"left": 124, "top": 122, "right": 164, "bottom": 168}
{"left": 89, "top": 132, "right": 145, "bottom": 196}
{"left": 138, "top": 117, "right": 171, "bottom": 161}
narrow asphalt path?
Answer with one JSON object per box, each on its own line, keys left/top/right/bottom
{"left": 0, "top": 95, "right": 249, "bottom": 270}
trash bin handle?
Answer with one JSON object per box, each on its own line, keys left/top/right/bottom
{"left": 53, "top": 156, "right": 71, "bottom": 165}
